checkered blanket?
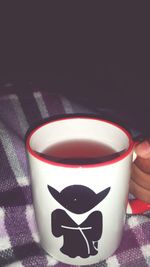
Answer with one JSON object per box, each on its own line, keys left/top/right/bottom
{"left": 0, "top": 87, "right": 150, "bottom": 267}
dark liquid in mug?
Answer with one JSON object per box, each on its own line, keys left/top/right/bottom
{"left": 38, "top": 139, "right": 122, "bottom": 164}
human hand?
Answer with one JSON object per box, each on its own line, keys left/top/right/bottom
{"left": 130, "top": 139, "right": 150, "bottom": 203}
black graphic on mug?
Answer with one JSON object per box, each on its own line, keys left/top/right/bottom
{"left": 48, "top": 185, "right": 110, "bottom": 258}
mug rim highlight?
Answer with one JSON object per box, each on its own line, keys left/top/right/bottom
{"left": 26, "top": 114, "right": 134, "bottom": 168}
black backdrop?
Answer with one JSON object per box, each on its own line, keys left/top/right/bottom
{"left": 0, "top": 2, "right": 150, "bottom": 135}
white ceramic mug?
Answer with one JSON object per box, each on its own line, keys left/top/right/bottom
{"left": 26, "top": 114, "right": 150, "bottom": 265}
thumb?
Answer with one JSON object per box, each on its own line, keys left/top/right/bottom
{"left": 135, "top": 139, "right": 150, "bottom": 159}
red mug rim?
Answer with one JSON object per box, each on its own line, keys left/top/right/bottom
{"left": 26, "top": 115, "right": 134, "bottom": 168}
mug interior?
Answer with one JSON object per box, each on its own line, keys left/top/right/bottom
{"left": 27, "top": 117, "right": 133, "bottom": 166}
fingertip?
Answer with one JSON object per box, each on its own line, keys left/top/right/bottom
{"left": 135, "top": 140, "right": 150, "bottom": 158}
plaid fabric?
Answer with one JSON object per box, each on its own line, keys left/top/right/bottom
{"left": 0, "top": 86, "right": 150, "bottom": 267}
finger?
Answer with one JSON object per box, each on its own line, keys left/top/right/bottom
{"left": 131, "top": 163, "right": 150, "bottom": 189}
{"left": 134, "top": 157, "right": 150, "bottom": 174}
{"left": 135, "top": 139, "right": 150, "bottom": 159}
{"left": 130, "top": 178, "right": 150, "bottom": 203}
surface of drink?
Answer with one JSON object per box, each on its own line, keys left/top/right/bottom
{"left": 38, "top": 139, "right": 120, "bottom": 164}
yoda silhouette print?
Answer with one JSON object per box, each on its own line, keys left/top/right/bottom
{"left": 47, "top": 185, "right": 110, "bottom": 258}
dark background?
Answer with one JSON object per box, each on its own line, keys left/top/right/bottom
{"left": 0, "top": 2, "right": 150, "bottom": 134}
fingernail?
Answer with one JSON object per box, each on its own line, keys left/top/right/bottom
{"left": 138, "top": 140, "right": 150, "bottom": 155}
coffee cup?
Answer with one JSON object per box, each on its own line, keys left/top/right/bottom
{"left": 26, "top": 114, "right": 150, "bottom": 265}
